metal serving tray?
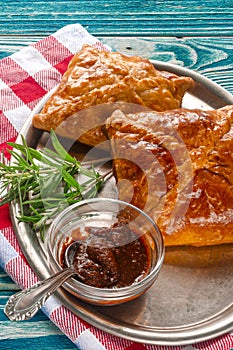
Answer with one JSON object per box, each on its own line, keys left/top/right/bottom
{"left": 10, "top": 61, "right": 233, "bottom": 346}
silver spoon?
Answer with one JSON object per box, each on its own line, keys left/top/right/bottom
{"left": 4, "top": 241, "right": 80, "bottom": 321}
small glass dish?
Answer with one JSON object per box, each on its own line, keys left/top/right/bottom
{"left": 45, "top": 198, "right": 164, "bottom": 305}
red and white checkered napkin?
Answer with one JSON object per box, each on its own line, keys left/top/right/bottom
{"left": 0, "top": 23, "right": 232, "bottom": 350}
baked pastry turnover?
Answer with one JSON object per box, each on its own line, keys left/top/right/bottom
{"left": 104, "top": 105, "right": 233, "bottom": 247}
{"left": 32, "top": 44, "right": 194, "bottom": 146}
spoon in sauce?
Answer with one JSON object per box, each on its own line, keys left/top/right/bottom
{"left": 4, "top": 241, "right": 80, "bottom": 321}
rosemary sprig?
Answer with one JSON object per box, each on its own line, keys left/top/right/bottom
{"left": 0, "top": 130, "right": 105, "bottom": 240}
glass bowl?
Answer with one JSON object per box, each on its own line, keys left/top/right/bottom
{"left": 45, "top": 198, "right": 164, "bottom": 305}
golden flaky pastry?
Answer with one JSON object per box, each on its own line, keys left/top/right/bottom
{"left": 32, "top": 44, "right": 194, "bottom": 146}
{"left": 104, "top": 105, "right": 233, "bottom": 247}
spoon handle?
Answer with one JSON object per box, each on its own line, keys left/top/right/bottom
{"left": 4, "top": 268, "right": 74, "bottom": 321}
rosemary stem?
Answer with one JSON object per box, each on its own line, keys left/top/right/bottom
{"left": 0, "top": 130, "right": 106, "bottom": 238}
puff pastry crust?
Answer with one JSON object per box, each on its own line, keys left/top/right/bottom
{"left": 32, "top": 44, "right": 194, "bottom": 146}
{"left": 104, "top": 106, "right": 233, "bottom": 246}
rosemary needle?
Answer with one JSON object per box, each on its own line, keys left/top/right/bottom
{"left": 0, "top": 130, "right": 105, "bottom": 240}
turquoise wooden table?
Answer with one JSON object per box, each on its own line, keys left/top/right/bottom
{"left": 0, "top": 1, "right": 233, "bottom": 349}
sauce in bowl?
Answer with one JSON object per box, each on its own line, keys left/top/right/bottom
{"left": 60, "top": 221, "right": 151, "bottom": 289}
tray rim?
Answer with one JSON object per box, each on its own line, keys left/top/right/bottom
{"left": 10, "top": 60, "right": 233, "bottom": 346}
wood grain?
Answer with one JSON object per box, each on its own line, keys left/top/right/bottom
{"left": 0, "top": 271, "right": 20, "bottom": 291}
{"left": 1, "top": 1, "right": 233, "bottom": 36}
{"left": 0, "top": 36, "right": 232, "bottom": 94}
{"left": 0, "top": 281, "right": 77, "bottom": 349}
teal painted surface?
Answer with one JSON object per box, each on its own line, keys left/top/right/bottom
{"left": 0, "top": 0, "right": 233, "bottom": 36}
{"left": 0, "top": 269, "right": 77, "bottom": 349}
{"left": 0, "top": 337, "right": 77, "bottom": 350}
{"left": 0, "top": 0, "right": 232, "bottom": 348}
{"left": 0, "top": 36, "right": 232, "bottom": 94}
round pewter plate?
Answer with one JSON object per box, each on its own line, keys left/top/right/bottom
{"left": 10, "top": 61, "right": 233, "bottom": 346}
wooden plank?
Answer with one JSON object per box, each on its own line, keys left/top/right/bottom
{"left": 0, "top": 337, "right": 76, "bottom": 350}
{"left": 0, "top": 293, "right": 77, "bottom": 348}
{"left": 0, "top": 0, "right": 233, "bottom": 36}
{"left": 0, "top": 337, "right": 77, "bottom": 350}
{"left": 0, "top": 18, "right": 232, "bottom": 37}
{"left": 2, "top": 0, "right": 232, "bottom": 16}
{"left": 0, "top": 269, "right": 19, "bottom": 291}
{"left": 0, "top": 36, "right": 232, "bottom": 94}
